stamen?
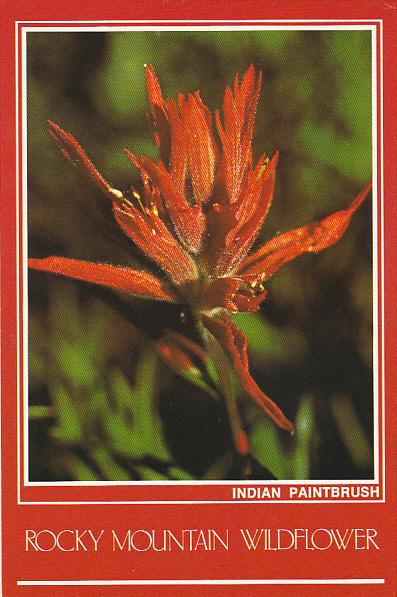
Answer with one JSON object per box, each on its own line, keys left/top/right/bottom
{"left": 121, "top": 197, "right": 135, "bottom": 210}
{"left": 258, "top": 157, "right": 270, "bottom": 179}
{"left": 129, "top": 187, "right": 145, "bottom": 213}
{"left": 109, "top": 187, "right": 124, "bottom": 199}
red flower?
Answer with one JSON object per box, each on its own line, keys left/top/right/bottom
{"left": 29, "top": 65, "right": 371, "bottom": 454}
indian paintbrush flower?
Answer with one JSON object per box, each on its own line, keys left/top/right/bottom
{"left": 29, "top": 65, "right": 371, "bottom": 455}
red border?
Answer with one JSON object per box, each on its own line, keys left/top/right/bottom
{"left": 2, "top": 2, "right": 396, "bottom": 596}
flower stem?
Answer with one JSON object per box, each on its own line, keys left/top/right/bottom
{"left": 198, "top": 320, "right": 249, "bottom": 456}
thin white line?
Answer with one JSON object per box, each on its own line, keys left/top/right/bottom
{"left": 15, "top": 21, "right": 21, "bottom": 505}
{"left": 18, "top": 579, "right": 385, "bottom": 586}
{"left": 25, "top": 479, "right": 378, "bottom": 486}
{"left": 379, "top": 20, "right": 386, "bottom": 500}
{"left": 21, "top": 28, "right": 29, "bottom": 487}
{"left": 20, "top": 21, "right": 382, "bottom": 500}
{"left": 17, "top": 19, "right": 382, "bottom": 23}
{"left": 371, "top": 26, "right": 379, "bottom": 484}
{"left": 18, "top": 499, "right": 385, "bottom": 506}
{"left": 21, "top": 25, "right": 376, "bottom": 33}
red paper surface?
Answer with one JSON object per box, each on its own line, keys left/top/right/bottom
{"left": 1, "top": 1, "right": 396, "bottom": 595}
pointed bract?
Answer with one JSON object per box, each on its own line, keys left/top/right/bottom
{"left": 183, "top": 92, "right": 217, "bottom": 205}
{"left": 28, "top": 257, "right": 176, "bottom": 302}
{"left": 47, "top": 121, "right": 123, "bottom": 201}
{"left": 113, "top": 200, "right": 198, "bottom": 285}
{"left": 202, "top": 313, "right": 295, "bottom": 435}
{"left": 145, "top": 64, "right": 171, "bottom": 163}
{"left": 239, "top": 181, "right": 372, "bottom": 281}
{"left": 156, "top": 330, "right": 207, "bottom": 376}
{"left": 209, "top": 152, "right": 279, "bottom": 276}
{"left": 216, "top": 66, "right": 262, "bottom": 203}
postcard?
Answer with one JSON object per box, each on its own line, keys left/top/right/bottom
{"left": 1, "top": 0, "right": 396, "bottom": 595}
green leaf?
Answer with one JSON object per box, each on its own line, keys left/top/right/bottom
{"left": 90, "top": 446, "right": 131, "bottom": 481}
{"left": 292, "top": 395, "right": 314, "bottom": 479}
{"left": 202, "top": 451, "right": 235, "bottom": 480}
{"left": 66, "top": 455, "right": 100, "bottom": 481}
{"left": 168, "top": 466, "right": 195, "bottom": 481}
{"left": 51, "top": 385, "right": 82, "bottom": 444}
{"left": 181, "top": 367, "right": 219, "bottom": 400}
{"left": 231, "top": 312, "right": 307, "bottom": 364}
{"left": 330, "top": 394, "right": 372, "bottom": 470}
{"left": 134, "top": 465, "right": 169, "bottom": 481}
{"left": 250, "top": 395, "right": 314, "bottom": 480}
{"left": 109, "top": 350, "right": 171, "bottom": 461}
{"left": 29, "top": 405, "right": 55, "bottom": 420}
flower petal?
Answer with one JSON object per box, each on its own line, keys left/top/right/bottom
{"left": 199, "top": 277, "right": 241, "bottom": 312}
{"left": 231, "top": 285, "right": 268, "bottom": 312}
{"left": 156, "top": 330, "right": 207, "bottom": 375}
{"left": 139, "top": 156, "right": 206, "bottom": 253}
{"left": 113, "top": 200, "right": 198, "bottom": 285}
{"left": 216, "top": 66, "right": 262, "bottom": 203}
{"left": 146, "top": 67, "right": 217, "bottom": 207}
{"left": 199, "top": 277, "right": 267, "bottom": 313}
{"left": 201, "top": 313, "right": 295, "bottom": 434}
{"left": 166, "top": 97, "right": 188, "bottom": 196}
{"left": 183, "top": 92, "right": 217, "bottom": 204}
{"left": 47, "top": 121, "right": 123, "bottom": 201}
{"left": 209, "top": 152, "right": 278, "bottom": 276}
{"left": 28, "top": 257, "right": 176, "bottom": 302}
{"left": 145, "top": 64, "right": 171, "bottom": 163}
{"left": 239, "top": 182, "right": 372, "bottom": 280}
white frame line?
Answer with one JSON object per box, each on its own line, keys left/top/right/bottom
{"left": 18, "top": 20, "right": 384, "bottom": 504}
{"left": 15, "top": 499, "right": 386, "bottom": 506}
{"left": 16, "top": 19, "right": 383, "bottom": 23}
{"left": 17, "top": 578, "right": 385, "bottom": 586}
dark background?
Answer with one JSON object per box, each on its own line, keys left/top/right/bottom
{"left": 27, "top": 29, "right": 373, "bottom": 481}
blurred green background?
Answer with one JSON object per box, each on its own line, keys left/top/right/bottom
{"left": 27, "top": 29, "right": 373, "bottom": 481}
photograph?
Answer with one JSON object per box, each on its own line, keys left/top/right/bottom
{"left": 27, "top": 28, "right": 373, "bottom": 482}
